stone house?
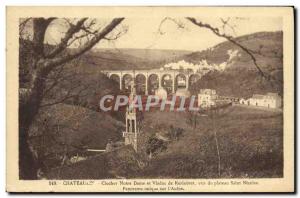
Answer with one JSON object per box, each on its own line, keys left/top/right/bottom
{"left": 198, "top": 89, "right": 218, "bottom": 108}
{"left": 240, "top": 93, "right": 282, "bottom": 108}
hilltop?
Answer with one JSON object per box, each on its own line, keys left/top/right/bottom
{"left": 81, "top": 48, "right": 191, "bottom": 70}
{"left": 181, "top": 31, "right": 283, "bottom": 69}
{"left": 184, "top": 31, "right": 283, "bottom": 97}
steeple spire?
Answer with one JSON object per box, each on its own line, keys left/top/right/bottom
{"left": 123, "top": 78, "right": 138, "bottom": 152}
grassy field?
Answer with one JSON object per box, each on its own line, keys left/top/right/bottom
{"left": 29, "top": 103, "right": 125, "bottom": 172}
{"left": 139, "top": 106, "right": 283, "bottom": 178}
{"left": 47, "top": 146, "right": 143, "bottom": 179}
{"left": 44, "top": 105, "right": 283, "bottom": 179}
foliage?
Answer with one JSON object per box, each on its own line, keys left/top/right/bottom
{"left": 190, "top": 68, "right": 282, "bottom": 98}
{"left": 29, "top": 103, "right": 124, "bottom": 172}
{"left": 167, "top": 125, "right": 184, "bottom": 141}
{"left": 141, "top": 107, "right": 283, "bottom": 178}
{"left": 146, "top": 136, "right": 167, "bottom": 157}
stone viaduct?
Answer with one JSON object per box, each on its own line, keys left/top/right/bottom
{"left": 102, "top": 69, "right": 202, "bottom": 94}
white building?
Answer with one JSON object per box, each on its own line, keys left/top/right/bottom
{"left": 239, "top": 98, "right": 249, "bottom": 105}
{"left": 242, "top": 93, "right": 282, "bottom": 109}
{"left": 198, "top": 89, "right": 218, "bottom": 108}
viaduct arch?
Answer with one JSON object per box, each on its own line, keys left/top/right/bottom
{"left": 105, "top": 69, "right": 201, "bottom": 95}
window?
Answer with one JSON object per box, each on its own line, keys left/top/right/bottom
{"left": 127, "top": 119, "right": 130, "bottom": 132}
{"left": 131, "top": 120, "right": 135, "bottom": 132}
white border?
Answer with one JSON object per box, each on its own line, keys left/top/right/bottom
{"left": 1, "top": 0, "right": 298, "bottom": 197}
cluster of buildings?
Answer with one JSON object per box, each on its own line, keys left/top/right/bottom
{"left": 123, "top": 85, "right": 282, "bottom": 152}
{"left": 198, "top": 89, "right": 218, "bottom": 108}
{"left": 240, "top": 93, "right": 282, "bottom": 109}
{"left": 197, "top": 89, "right": 282, "bottom": 109}
{"left": 154, "top": 87, "right": 282, "bottom": 109}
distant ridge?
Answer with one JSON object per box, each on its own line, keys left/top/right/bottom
{"left": 179, "top": 31, "right": 283, "bottom": 68}
{"left": 92, "top": 48, "right": 192, "bottom": 63}
{"left": 187, "top": 31, "right": 283, "bottom": 98}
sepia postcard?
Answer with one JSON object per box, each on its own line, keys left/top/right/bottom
{"left": 6, "top": 6, "right": 294, "bottom": 192}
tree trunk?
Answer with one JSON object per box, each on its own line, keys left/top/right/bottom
{"left": 17, "top": 17, "right": 124, "bottom": 179}
{"left": 19, "top": 120, "right": 38, "bottom": 179}
{"left": 19, "top": 68, "right": 47, "bottom": 179}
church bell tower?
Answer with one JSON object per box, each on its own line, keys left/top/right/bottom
{"left": 123, "top": 81, "right": 139, "bottom": 151}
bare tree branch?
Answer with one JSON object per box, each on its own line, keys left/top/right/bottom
{"left": 158, "top": 17, "right": 185, "bottom": 35}
{"left": 220, "top": 17, "right": 237, "bottom": 36}
{"left": 46, "top": 18, "right": 88, "bottom": 58}
{"left": 104, "top": 24, "right": 128, "bottom": 41}
{"left": 44, "top": 18, "right": 124, "bottom": 69}
{"left": 39, "top": 83, "right": 91, "bottom": 108}
{"left": 32, "top": 17, "right": 56, "bottom": 58}
{"left": 186, "top": 17, "right": 282, "bottom": 84}
{"left": 19, "top": 16, "right": 125, "bottom": 179}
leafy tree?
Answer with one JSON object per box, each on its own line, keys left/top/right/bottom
{"left": 146, "top": 136, "right": 167, "bottom": 159}
{"left": 167, "top": 125, "right": 184, "bottom": 141}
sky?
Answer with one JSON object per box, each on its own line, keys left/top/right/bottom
{"left": 27, "top": 17, "right": 283, "bottom": 52}
{"left": 96, "top": 17, "right": 282, "bottom": 51}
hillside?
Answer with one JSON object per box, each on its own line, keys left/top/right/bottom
{"left": 45, "top": 106, "right": 283, "bottom": 179}
{"left": 20, "top": 31, "right": 284, "bottom": 179}
{"left": 93, "top": 48, "right": 191, "bottom": 62}
{"left": 81, "top": 48, "right": 191, "bottom": 70}
{"left": 139, "top": 107, "right": 283, "bottom": 178}
{"left": 46, "top": 146, "right": 144, "bottom": 179}
{"left": 181, "top": 31, "right": 282, "bottom": 68}
{"left": 185, "top": 31, "right": 283, "bottom": 97}
{"left": 82, "top": 31, "right": 283, "bottom": 98}
{"left": 29, "top": 103, "right": 125, "bottom": 170}
{"left": 191, "top": 68, "right": 282, "bottom": 98}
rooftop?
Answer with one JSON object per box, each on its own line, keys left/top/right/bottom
{"left": 252, "top": 94, "right": 265, "bottom": 99}
{"left": 251, "top": 93, "right": 281, "bottom": 99}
